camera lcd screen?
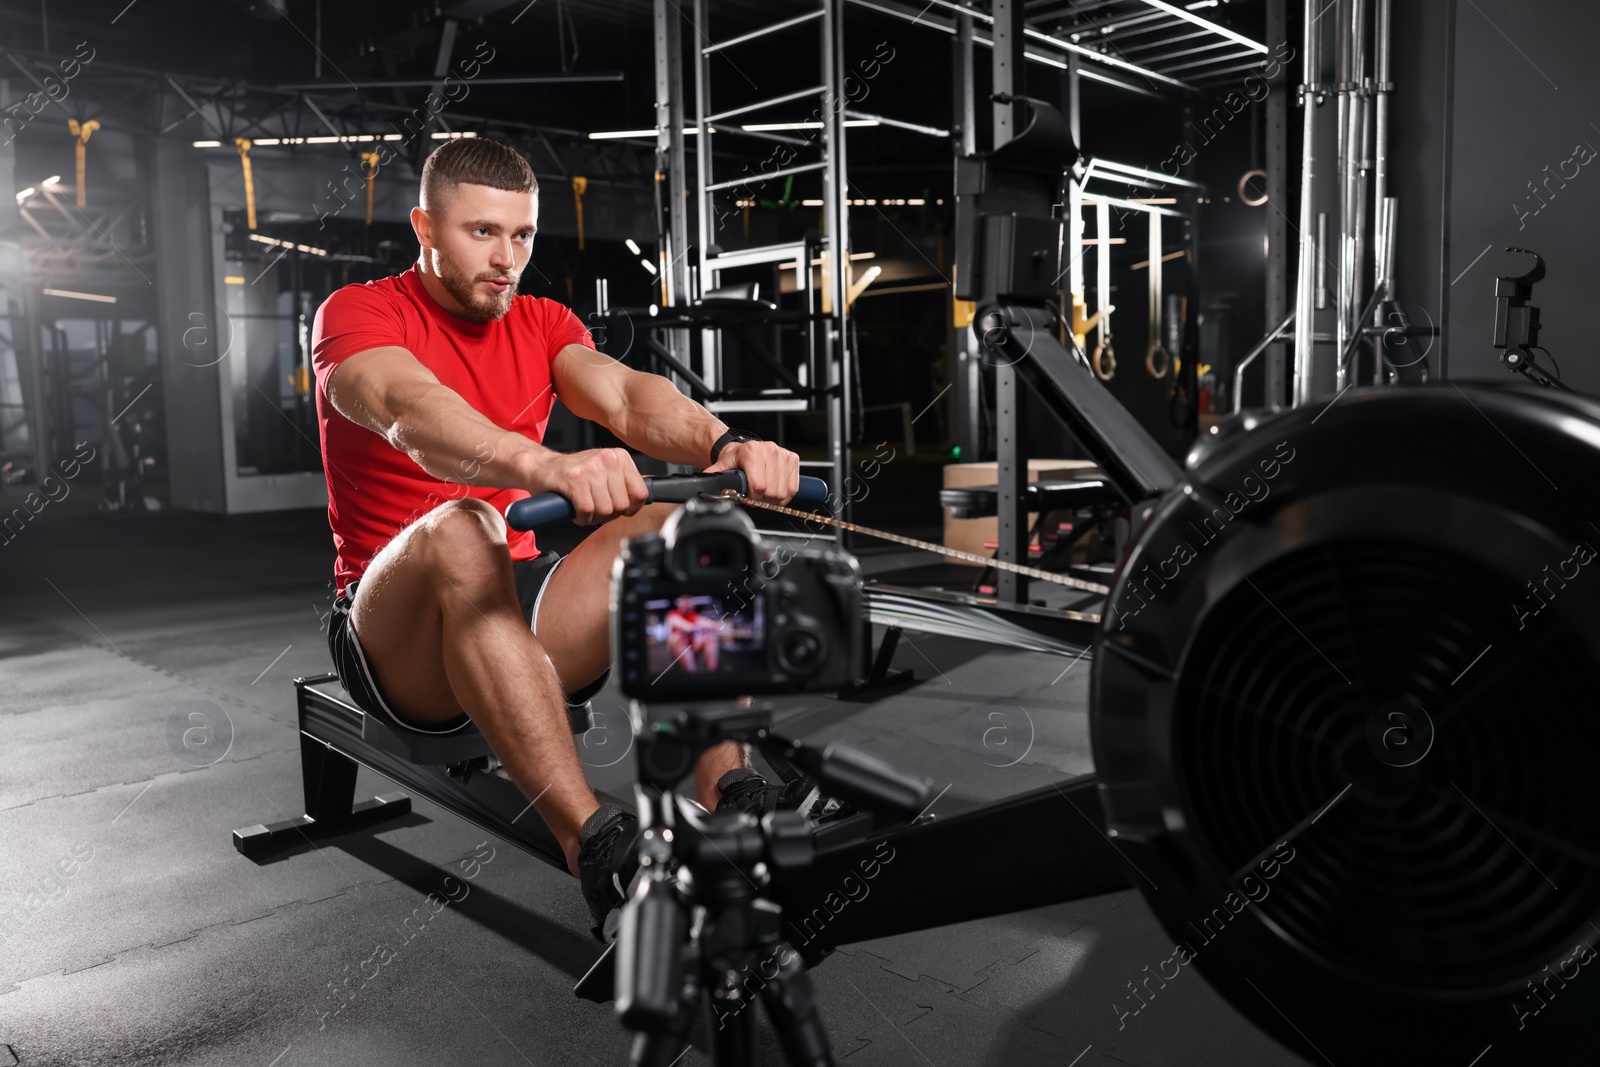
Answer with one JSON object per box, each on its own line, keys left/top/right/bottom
{"left": 642, "top": 594, "right": 766, "bottom": 681}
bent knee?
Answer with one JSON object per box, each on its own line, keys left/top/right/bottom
{"left": 412, "top": 499, "right": 511, "bottom": 586}
{"left": 419, "top": 497, "right": 507, "bottom": 551}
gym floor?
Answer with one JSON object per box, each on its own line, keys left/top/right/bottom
{"left": 1, "top": 481, "right": 1306, "bottom": 1066}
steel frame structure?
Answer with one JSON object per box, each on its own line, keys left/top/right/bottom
{"left": 643, "top": 0, "right": 856, "bottom": 534}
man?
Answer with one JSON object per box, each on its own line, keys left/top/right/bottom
{"left": 665, "top": 595, "right": 722, "bottom": 673}
{"left": 311, "top": 137, "right": 798, "bottom": 939}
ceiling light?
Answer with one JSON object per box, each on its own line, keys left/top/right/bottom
{"left": 624, "top": 238, "right": 642, "bottom": 255}
{"left": 302, "top": 133, "right": 387, "bottom": 143}
{"left": 248, "top": 232, "right": 329, "bottom": 256}
{"left": 640, "top": 258, "right": 658, "bottom": 275}
{"left": 588, "top": 127, "right": 705, "bottom": 140}
{"left": 43, "top": 287, "right": 117, "bottom": 303}
{"left": 430, "top": 131, "right": 477, "bottom": 140}
{"left": 41, "top": 175, "right": 60, "bottom": 187}
{"left": 739, "top": 120, "right": 879, "bottom": 132}
{"left": 191, "top": 135, "right": 411, "bottom": 148}
{"left": 15, "top": 187, "right": 36, "bottom": 202}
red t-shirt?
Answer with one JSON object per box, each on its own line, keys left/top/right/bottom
{"left": 311, "top": 267, "right": 592, "bottom": 595}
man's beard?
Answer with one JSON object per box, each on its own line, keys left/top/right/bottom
{"left": 435, "top": 248, "right": 518, "bottom": 323}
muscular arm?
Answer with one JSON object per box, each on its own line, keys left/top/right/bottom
{"left": 325, "top": 346, "right": 552, "bottom": 491}
{"left": 552, "top": 345, "right": 726, "bottom": 468}
{"left": 553, "top": 344, "right": 799, "bottom": 501}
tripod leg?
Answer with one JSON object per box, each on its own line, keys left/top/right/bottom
{"left": 707, "top": 981, "right": 760, "bottom": 1065}
{"left": 759, "top": 942, "right": 834, "bottom": 1067}
{"left": 632, "top": 1031, "right": 693, "bottom": 1067}
{"left": 631, "top": 966, "right": 699, "bottom": 1067}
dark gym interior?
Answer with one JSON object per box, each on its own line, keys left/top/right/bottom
{"left": 3, "top": 2, "right": 1598, "bottom": 1065}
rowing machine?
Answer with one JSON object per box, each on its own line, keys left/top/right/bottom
{"left": 231, "top": 465, "right": 1108, "bottom": 869}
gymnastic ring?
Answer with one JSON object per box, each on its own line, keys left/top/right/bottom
{"left": 1238, "top": 168, "right": 1269, "bottom": 207}
{"left": 1145, "top": 343, "right": 1172, "bottom": 379}
{"left": 1092, "top": 343, "right": 1116, "bottom": 381}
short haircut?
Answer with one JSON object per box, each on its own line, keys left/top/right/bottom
{"left": 420, "top": 137, "right": 538, "bottom": 208}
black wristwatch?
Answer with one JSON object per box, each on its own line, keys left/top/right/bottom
{"left": 708, "top": 428, "right": 760, "bottom": 466}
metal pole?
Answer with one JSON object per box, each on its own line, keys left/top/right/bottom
{"left": 656, "top": 0, "right": 691, "bottom": 395}
{"left": 953, "top": 12, "right": 981, "bottom": 462}
{"left": 1316, "top": 212, "right": 1328, "bottom": 308}
{"left": 992, "top": 0, "right": 1023, "bottom": 145}
{"left": 1347, "top": 0, "right": 1369, "bottom": 367}
{"left": 659, "top": 1, "right": 688, "bottom": 308}
{"left": 822, "top": 0, "right": 852, "bottom": 534}
{"left": 1066, "top": 51, "right": 1085, "bottom": 319}
{"left": 955, "top": 12, "right": 977, "bottom": 157}
{"left": 20, "top": 283, "right": 48, "bottom": 480}
{"left": 689, "top": 0, "right": 714, "bottom": 395}
{"left": 1332, "top": 0, "right": 1352, "bottom": 392}
{"left": 1373, "top": 195, "right": 1397, "bottom": 383}
{"left": 1234, "top": 310, "right": 1295, "bottom": 415}
{"left": 1264, "top": 0, "right": 1289, "bottom": 409}
{"left": 991, "top": 0, "right": 1028, "bottom": 605}
{"left": 1096, "top": 199, "right": 1113, "bottom": 365}
{"left": 996, "top": 353, "right": 1028, "bottom": 606}
{"left": 1292, "top": 0, "right": 1321, "bottom": 406}
{"left": 1371, "top": 0, "right": 1392, "bottom": 292}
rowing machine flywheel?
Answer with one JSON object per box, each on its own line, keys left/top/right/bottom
{"left": 1092, "top": 384, "right": 1600, "bottom": 1064}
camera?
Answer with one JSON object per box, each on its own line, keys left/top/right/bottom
{"left": 611, "top": 496, "right": 865, "bottom": 700}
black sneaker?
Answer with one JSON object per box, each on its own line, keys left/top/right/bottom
{"left": 714, "top": 768, "right": 849, "bottom": 819}
{"left": 576, "top": 803, "right": 641, "bottom": 941}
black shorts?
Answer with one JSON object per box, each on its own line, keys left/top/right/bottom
{"left": 327, "top": 551, "right": 609, "bottom": 736}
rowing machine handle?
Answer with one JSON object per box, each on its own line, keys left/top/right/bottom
{"left": 505, "top": 472, "right": 829, "bottom": 530}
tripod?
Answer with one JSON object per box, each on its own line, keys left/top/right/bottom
{"left": 613, "top": 700, "right": 929, "bottom": 1067}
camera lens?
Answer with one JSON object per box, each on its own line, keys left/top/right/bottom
{"left": 779, "top": 629, "right": 824, "bottom": 673}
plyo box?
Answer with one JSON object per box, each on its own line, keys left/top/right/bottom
{"left": 942, "top": 459, "right": 1101, "bottom": 566}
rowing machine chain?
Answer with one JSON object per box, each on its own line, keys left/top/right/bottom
{"left": 726, "top": 493, "right": 1113, "bottom": 597}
